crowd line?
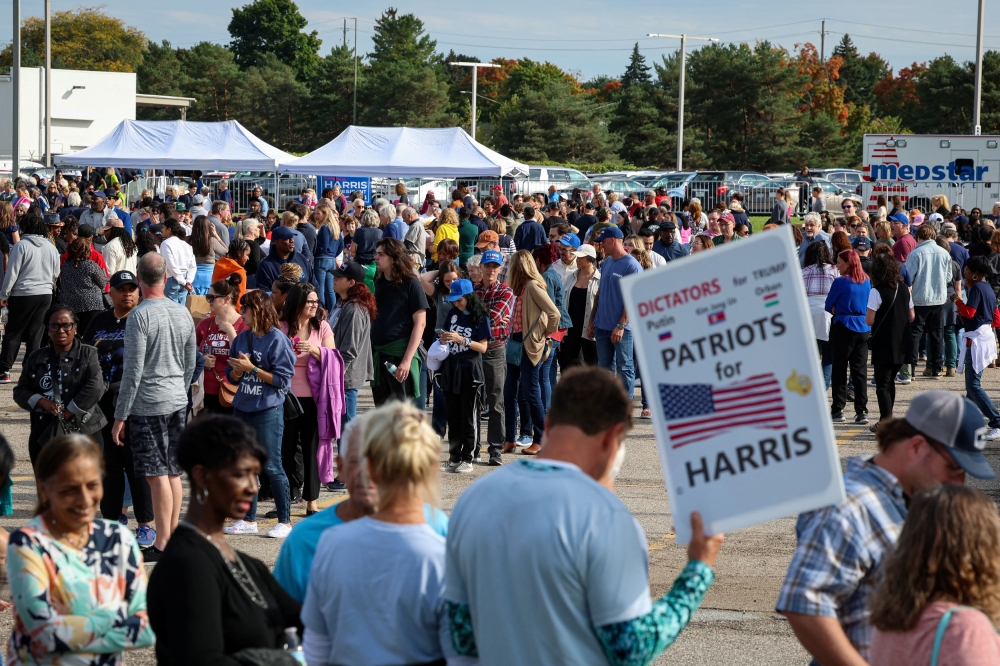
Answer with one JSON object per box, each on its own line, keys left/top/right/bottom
{"left": 0, "top": 169, "right": 996, "bottom": 665}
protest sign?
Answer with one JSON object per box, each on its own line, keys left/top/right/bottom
{"left": 622, "top": 228, "right": 845, "bottom": 544}
{"left": 317, "top": 176, "right": 371, "bottom": 204}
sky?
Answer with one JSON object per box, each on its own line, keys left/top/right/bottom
{"left": 0, "top": 0, "right": 996, "bottom": 80}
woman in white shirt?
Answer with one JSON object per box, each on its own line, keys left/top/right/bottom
{"left": 100, "top": 222, "right": 138, "bottom": 275}
{"left": 302, "top": 401, "right": 462, "bottom": 666}
{"left": 159, "top": 219, "right": 197, "bottom": 305}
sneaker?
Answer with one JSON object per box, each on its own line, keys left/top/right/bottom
{"left": 855, "top": 412, "right": 869, "bottom": 424}
{"left": 868, "top": 422, "right": 879, "bottom": 433}
{"left": 264, "top": 510, "right": 278, "bottom": 519}
{"left": 442, "top": 461, "right": 460, "bottom": 471}
{"left": 895, "top": 374, "right": 912, "bottom": 385}
{"left": 0, "top": 372, "right": 10, "bottom": 384}
{"left": 985, "top": 428, "right": 1000, "bottom": 441}
{"left": 453, "top": 462, "right": 474, "bottom": 473}
{"left": 135, "top": 525, "right": 156, "bottom": 547}
{"left": 264, "top": 523, "right": 292, "bottom": 539}
{"left": 869, "top": 379, "right": 877, "bottom": 386}
{"left": 118, "top": 513, "right": 129, "bottom": 527}
{"left": 945, "top": 368, "right": 957, "bottom": 377}
{"left": 831, "top": 412, "right": 846, "bottom": 423}
{"left": 326, "top": 479, "right": 346, "bottom": 491}
{"left": 517, "top": 435, "right": 533, "bottom": 446}
{"left": 489, "top": 453, "right": 503, "bottom": 466}
{"left": 223, "top": 520, "right": 258, "bottom": 535}
{"left": 141, "top": 545, "right": 165, "bottom": 563}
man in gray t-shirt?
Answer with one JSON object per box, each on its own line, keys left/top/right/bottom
{"left": 112, "top": 254, "right": 195, "bottom": 559}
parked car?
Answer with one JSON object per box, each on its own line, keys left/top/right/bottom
{"left": 747, "top": 177, "right": 862, "bottom": 215}
{"left": 647, "top": 172, "right": 699, "bottom": 204}
{"left": 560, "top": 179, "right": 646, "bottom": 199}
{"left": 525, "top": 166, "right": 591, "bottom": 194}
{"left": 810, "top": 168, "right": 864, "bottom": 195}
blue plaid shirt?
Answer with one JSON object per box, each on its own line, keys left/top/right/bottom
{"left": 775, "top": 457, "right": 906, "bottom": 662}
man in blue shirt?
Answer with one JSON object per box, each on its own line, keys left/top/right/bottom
{"left": 940, "top": 223, "right": 968, "bottom": 271}
{"left": 273, "top": 413, "right": 448, "bottom": 603}
{"left": 513, "top": 204, "right": 546, "bottom": 251}
{"left": 589, "top": 226, "right": 642, "bottom": 399}
{"left": 651, "top": 221, "right": 690, "bottom": 262}
{"left": 380, "top": 203, "right": 406, "bottom": 240}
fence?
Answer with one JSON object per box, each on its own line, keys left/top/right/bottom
{"left": 129, "top": 174, "right": 318, "bottom": 215}
{"left": 860, "top": 180, "right": 1000, "bottom": 215}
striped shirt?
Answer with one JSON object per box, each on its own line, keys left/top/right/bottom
{"left": 775, "top": 457, "right": 906, "bottom": 663}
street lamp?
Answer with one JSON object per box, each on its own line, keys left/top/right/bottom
{"left": 448, "top": 62, "right": 501, "bottom": 140}
{"left": 973, "top": 0, "right": 985, "bottom": 135}
{"left": 647, "top": 34, "right": 719, "bottom": 170}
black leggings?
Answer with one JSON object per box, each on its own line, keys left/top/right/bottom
{"left": 281, "top": 397, "right": 320, "bottom": 502}
{"left": 558, "top": 329, "right": 597, "bottom": 368}
{"left": 444, "top": 368, "right": 482, "bottom": 463}
{"left": 830, "top": 323, "right": 869, "bottom": 416}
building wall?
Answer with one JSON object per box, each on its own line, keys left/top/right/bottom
{"left": 0, "top": 67, "right": 136, "bottom": 160}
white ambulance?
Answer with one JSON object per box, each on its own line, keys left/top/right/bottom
{"left": 862, "top": 134, "right": 1000, "bottom": 214}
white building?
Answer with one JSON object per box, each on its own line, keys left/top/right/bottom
{"left": 0, "top": 67, "right": 137, "bottom": 161}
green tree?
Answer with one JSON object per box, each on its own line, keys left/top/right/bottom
{"left": 611, "top": 44, "right": 668, "bottom": 167}
{"left": 178, "top": 42, "right": 253, "bottom": 123}
{"left": 308, "top": 44, "right": 362, "bottom": 143}
{"left": 0, "top": 8, "right": 146, "bottom": 71}
{"left": 653, "top": 51, "right": 705, "bottom": 168}
{"left": 245, "top": 54, "right": 312, "bottom": 151}
{"left": 490, "top": 79, "right": 618, "bottom": 163}
{"left": 909, "top": 55, "right": 973, "bottom": 133}
{"left": 136, "top": 40, "right": 188, "bottom": 120}
{"left": 228, "top": 0, "right": 321, "bottom": 79}
{"left": 833, "top": 35, "right": 890, "bottom": 110}
{"left": 359, "top": 9, "right": 454, "bottom": 128}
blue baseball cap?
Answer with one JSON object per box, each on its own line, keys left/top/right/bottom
{"left": 446, "top": 278, "right": 475, "bottom": 302}
{"left": 852, "top": 236, "right": 872, "bottom": 251}
{"left": 558, "top": 234, "right": 581, "bottom": 249}
{"left": 593, "top": 225, "right": 624, "bottom": 242}
{"left": 889, "top": 212, "right": 909, "bottom": 225}
{"left": 480, "top": 250, "right": 503, "bottom": 265}
{"left": 271, "top": 226, "right": 295, "bottom": 240}
{"left": 905, "top": 390, "right": 996, "bottom": 479}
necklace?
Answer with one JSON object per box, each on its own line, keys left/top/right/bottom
{"left": 179, "top": 521, "right": 269, "bottom": 609}
{"left": 112, "top": 308, "right": 130, "bottom": 323}
{"left": 47, "top": 516, "right": 90, "bottom": 550}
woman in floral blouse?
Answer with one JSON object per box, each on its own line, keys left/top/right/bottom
{"left": 6, "top": 434, "right": 153, "bottom": 666}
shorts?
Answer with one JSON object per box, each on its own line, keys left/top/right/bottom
{"left": 129, "top": 409, "right": 185, "bottom": 477}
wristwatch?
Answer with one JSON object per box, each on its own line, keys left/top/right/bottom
{"left": 615, "top": 323, "right": 626, "bottom": 330}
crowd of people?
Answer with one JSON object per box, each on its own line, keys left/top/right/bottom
{"left": 0, "top": 167, "right": 999, "bottom": 665}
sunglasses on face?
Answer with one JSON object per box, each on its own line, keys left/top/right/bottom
{"left": 305, "top": 299, "right": 319, "bottom": 306}
{"left": 47, "top": 322, "right": 75, "bottom": 332}
{"left": 205, "top": 294, "right": 222, "bottom": 302}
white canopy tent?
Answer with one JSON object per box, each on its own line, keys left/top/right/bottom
{"left": 278, "top": 126, "right": 529, "bottom": 178}
{"left": 53, "top": 119, "right": 295, "bottom": 171}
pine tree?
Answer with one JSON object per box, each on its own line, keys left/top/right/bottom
{"left": 309, "top": 45, "right": 362, "bottom": 142}
{"left": 611, "top": 44, "right": 668, "bottom": 167}
{"left": 833, "top": 34, "right": 889, "bottom": 110}
{"left": 358, "top": 9, "right": 455, "bottom": 127}
{"left": 228, "top": 0, "right": 321, "bottom": 80}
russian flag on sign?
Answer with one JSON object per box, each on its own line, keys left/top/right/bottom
{"left": 707, "top": 310, "right": 726, "bottom": 325}
{"left": 658, "top": 331, "right": 673, "bottom": 341}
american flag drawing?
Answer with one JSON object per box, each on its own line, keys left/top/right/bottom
{"left": 658, "top": 373, "right": 787, "bottom": 448}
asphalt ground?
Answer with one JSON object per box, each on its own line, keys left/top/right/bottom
{"left": 0, "top": 354, "right": 996, "bottom": 665}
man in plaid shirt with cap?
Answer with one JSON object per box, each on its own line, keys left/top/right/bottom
{"left": 777, "top": 390, "right": 995, "bottom": 665}
{"left": 475, "top": 250, "right": 514, "bottom": 466}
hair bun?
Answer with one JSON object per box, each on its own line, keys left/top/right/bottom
{"left": 227, "top": 273, "right": 243, "bottom": 287}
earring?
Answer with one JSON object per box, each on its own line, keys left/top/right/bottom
{"left": 195, "top": 487, "right": 209, "bottom": 505}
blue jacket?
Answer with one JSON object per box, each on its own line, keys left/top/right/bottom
{"left": 255, "top": 245, "right": 314, "bottom": 293}
{"left": 315, "top": 225, "right": 343, "bottom": 259}
{"left": 543, "top": 266, "right": 571, "bottom": 329}
{"left": 514, "top": 220, "right": 546, "bottom": 251}
{"left": 906, "top": 240, "right": 952, "bottom": 307}
{"left": 226, "top": 327, "right": 296, "bottom": 412}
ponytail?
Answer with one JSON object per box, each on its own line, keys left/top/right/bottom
{"left": 360, "top": 402, "right": 440, "bottom": 511}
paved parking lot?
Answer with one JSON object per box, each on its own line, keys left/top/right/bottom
{"left": 1, "top": 362, "right": 999, "bottom": 664}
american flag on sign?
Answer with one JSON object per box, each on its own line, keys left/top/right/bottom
{"left": 658, "top": 373, "right": 786, "bottom": 448}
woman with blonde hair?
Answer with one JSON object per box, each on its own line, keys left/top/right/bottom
{"left": 501, "top": 250, "right": 559, "bottom": 455}
{"left": 311, "top": 203, "right": 343, "bottom": 310}
{"left": 874, "top": 220, "right": 894, "bottom": 248}
{"left": 431, "top": 208, "right": 459, "bottom": 263}
{"left": 870, "top": 484, "right": 1000, "bottom": 664}
{"left": 351, "top": 208, "right": 381, "bottom": 267}
{"left": 686, "top": 199, "right": 707, "bottom": 235}
{"left": 394, "top": 181, "right": 409, "bottom": 205}
{"left": 302, "top": 402, "right": 454, "bottom": 665}
{"left": 932, "top": 194, "right": 951, "bottom": 218}
{"left": 0, "top": 200, "right": 19, "bottom": 245}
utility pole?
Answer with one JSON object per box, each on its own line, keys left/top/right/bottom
{"left": 12, "top": 0, "right": 20, "bottom": 180}
{"left": 351, "top": 18, "right": 358, "bottom": 125}
{"left": 648, "top": 34, "right": 719, "bottom": 170}
{"left": 44, "top": 0, "right": 51, "bottom": 167}
{"left": 448, "top": 62, "right": 501, "bottom": 140}
{"left": 820, "top": 20, "right": 827, "bottom": 63}
{"left": 343, "top": 18, "right": 347, "bottom": 49}
{"left": 974, "top": 0, "right": 985, "bottom": 135}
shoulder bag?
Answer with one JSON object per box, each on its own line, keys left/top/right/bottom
{"left": 930, "top": 606, "right": 978, "bottom": 666}
{"left": 244, "top": 332, "right": 303, "bottom": 420}
{"left": 212, "top": 367, "right": 238, "bottom": 408}
{"left": 506, "top": 311, "right": 543, "bottom": 367}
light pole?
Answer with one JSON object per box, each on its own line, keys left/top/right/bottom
{"left": 12, "top": 0, "right": 19, "bottom": 180}
{"left": 44, "top": 0, "right": 51, "bottom": 166}
{"left": 448, "top": 62, "right": 500, "bottom": 140}
{"left": 973, "top": 0, "right": 985, "bottom": 135}
{"left": 647, "top": 34, "right": 719, "bottom": 170}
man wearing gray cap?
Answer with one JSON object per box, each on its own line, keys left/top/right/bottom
{"left": 777, "top": 390, "right": 995, "bottom": 666}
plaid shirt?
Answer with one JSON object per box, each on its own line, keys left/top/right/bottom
{"left": 776, "top": 457, "right": 906, "bottom": 663}
{"left": 801, "top": 264, "right": 840, "bottom": 297}
{"left": 475, "top": 279, "right": 514, "bottom": 348}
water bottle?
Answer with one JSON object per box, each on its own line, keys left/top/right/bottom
{"left": 283, "top": 627, "right": 307, "bottom": 664}
{"left": 384, "top": 360, "right": 398, "bottom": 375}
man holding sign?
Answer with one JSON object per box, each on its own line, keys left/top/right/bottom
{"left": 777, "top": 391, "right": 994, "bottom": 666}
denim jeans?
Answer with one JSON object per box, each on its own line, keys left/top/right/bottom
{"left": 338, "top": 388, "right": 358, "bottom": 458}
{"left": 817, "top": 339, "right": 833, "bottom": 390}
{"left": 594, "top": 327, "right": 635, "bottom": 399}
{"left": 944, "top": 325, "right": 959, "bottom": 369}
{"left": 539, "top": 341, "right": 559, "bottom": 411}
{"left": 315, "top": 256, "right": 337, "bottom": 310}
{"left": 503, "top": 351, "right": 545, "bottom": 445}
{"left": 164, "top": 277, "right": 189, "bottom": 305}
{"left": 415, "top": 362, "right": 428, "bottom": 411}
{"left": 235, "top": 405, "right": 290, "bottom": 524}
{"left": 633, "top": 348, "right": 648, "bottom": 410}
{"left": 965, "top": 347, "right": 1000, "bottom": 429}
{"left": 193, "top": 264, "right": 214, "bottom": 295}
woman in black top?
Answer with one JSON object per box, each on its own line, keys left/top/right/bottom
{"left": 13, "top": 306, "right": 106, "bottom": 466}
{"left": 865, "top": 254, "right": 914, "bottom": 430}
{"left": 147, "top": 415, "right": 301, "bottom": 666}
